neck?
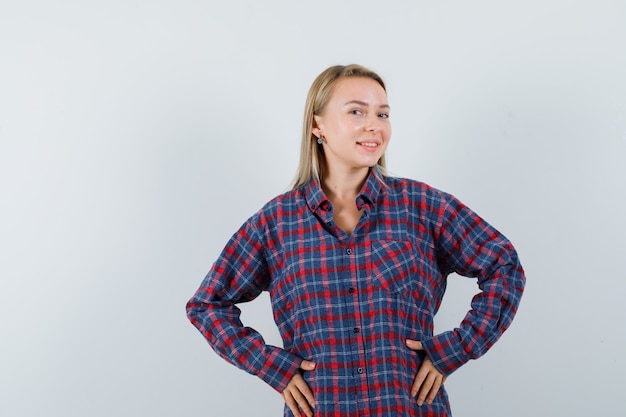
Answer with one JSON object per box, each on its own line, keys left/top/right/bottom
{"left": 322, "top": 166, "right": 369, "bottom": 201}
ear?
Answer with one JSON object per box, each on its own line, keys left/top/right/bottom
{"left": 311, "top": 115, "right": 323, "bottom": 138}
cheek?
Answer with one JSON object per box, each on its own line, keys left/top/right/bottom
{"left": 337, "top": 122, "right": 361, "bottom": 138}
{"left": 384, "top": 125, "right": 392, "bottom": 141}
{"left": 344, "top": 118, "right": 362, "bottom": 131}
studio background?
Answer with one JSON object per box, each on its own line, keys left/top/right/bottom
{"left": 1, "top": 1, "right": 624, "bottom": 416}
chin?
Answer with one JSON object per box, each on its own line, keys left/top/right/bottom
{"left": 360, "top": 157, "right": 383, "bottom": 167}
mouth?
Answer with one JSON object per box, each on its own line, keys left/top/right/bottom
{"left": 356, "top": 141, "right": 381, "bottom": 149}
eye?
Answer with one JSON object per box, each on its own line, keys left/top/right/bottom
{"left": 378, "top": 112, "right": 390, "bottom": 119}
{"left": 350, "top": 109, "right": 363, "bottom": 116}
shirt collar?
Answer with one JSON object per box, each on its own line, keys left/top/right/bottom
{"left": 356, "top": 166, "right": 383, "bottom": 209}
{"left": 303, "top": 167, "right": 384, "bottom": 213}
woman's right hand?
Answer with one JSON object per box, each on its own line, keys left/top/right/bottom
{"left": 281, "top": 360, "right": 316, "bottom": 417}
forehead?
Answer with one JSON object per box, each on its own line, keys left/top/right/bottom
{"left": 329, "top": 77, "right": 388, "bottom": 105}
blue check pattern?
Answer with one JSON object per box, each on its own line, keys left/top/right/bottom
{"left": 187, "top": 169, "right": 525, "bottom": 416}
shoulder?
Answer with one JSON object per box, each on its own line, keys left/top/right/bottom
{"left": 248, "top": 187, "right": 306, "bottom": 227}
{"left": 380, "top": 175, "right": 472, "bottom": 230}
{"left": 261, "top": 187, "right": 305, "bottom": 213}
{"left": 382, "top": 175, "right": 455, "bottom": 205}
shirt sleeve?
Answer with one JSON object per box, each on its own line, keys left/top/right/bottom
{"left": 421, "top": 193, "right": 526, "bottom": 376}
{"left": 186, "top": 215, "right": 302, "bottom": 392}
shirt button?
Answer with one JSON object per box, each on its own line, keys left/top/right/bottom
{"left": 348, "top": 287, "right": 355, "bottom": 294}
{"left": 357, "top": 367, "right": 363, "bottom": 374}
{"left": 345, "top": 248, "right": 352, "bottom": 255}
{"left": 353, "top": 327, "right": 360, "bottom": 333}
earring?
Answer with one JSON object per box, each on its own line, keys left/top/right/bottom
{"left": 317, "top": 137, "right": 323, "bottom": 144}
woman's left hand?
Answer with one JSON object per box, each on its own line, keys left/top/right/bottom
{"left": 406, "top": 339, "right": 447, "bottom": 406}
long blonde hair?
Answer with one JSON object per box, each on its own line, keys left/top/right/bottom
{"left": 291, "top": 64, "right": 388, "bottom": 189}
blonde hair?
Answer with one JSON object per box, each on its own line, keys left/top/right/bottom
{"left": 291, "top": 64, "right": 388, "bottom": 189}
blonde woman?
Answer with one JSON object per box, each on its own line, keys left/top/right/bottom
{"left": 187, "top": 64, "right": 525, "bottom": 417}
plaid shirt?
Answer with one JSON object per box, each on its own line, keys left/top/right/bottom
{"left": 187, "top": 169, "right": 525, "bottom": 416}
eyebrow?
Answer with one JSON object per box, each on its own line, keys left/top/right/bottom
{"left": 344, "top": 100, "right": 390, "bottom": 109}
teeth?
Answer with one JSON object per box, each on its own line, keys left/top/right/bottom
{"left": 360, "top": 142, "right": 378, "bottom": 147}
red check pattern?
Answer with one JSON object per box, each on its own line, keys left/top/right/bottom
{"left": 187, "top": 169, "right": 525, "bottom": 416}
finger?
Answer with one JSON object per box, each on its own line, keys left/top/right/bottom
{"left": 294, "top": 376, "right": 315, "bottom": 408}
{"left": 410, "top": 354, "right": 431, "bottom": 397}
{"left": 411, "top": 355, "right": 445, "bottom": 405}
{"left": 414, "top": 368, "right": 434, "bottom": 402}
{"left": 416, "top": 372, "right": 437, "bottom": 406}
{"left": 281, "top": 391, "right": 301, "bottom": 417}
{"left": 300, "top": 360, "right": 316, "bottom": 371}
{"left": 287, "top": 374, "right": 314, "bottom": 415}
{"left": 290, "top": 386, "right": 313, "bottom": 417}
{"left": 410, "top": 370, "right": 423, "bottom": 397}
{"left": 425, "top": 375, "right": 444, "bottom": 405}
{"left": 405, "top": 339, "right": 423, "bottom": 351}
{"left": 417, "top": 373, "right": 441, "bottom": 405}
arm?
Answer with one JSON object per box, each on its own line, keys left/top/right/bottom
{"left": 421, "top": 194, "right": 526, "bottom": 376}
{"left": 186, "top": 216, "right": 303, "bottom": 392}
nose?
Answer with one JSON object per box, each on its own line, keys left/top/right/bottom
{"left": 365, "top": 114, "right": 382, "bottom": 132}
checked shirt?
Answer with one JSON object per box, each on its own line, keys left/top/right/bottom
{"left": 187, "top": 169, "right": 525, "bottom": 416}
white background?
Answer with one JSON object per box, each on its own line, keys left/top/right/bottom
{"left": 1, "top": 1, "right": 625, "bottom": 416}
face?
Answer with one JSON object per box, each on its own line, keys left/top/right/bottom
{"left": 313, "top": 77, "right": 391, "bottom": 176}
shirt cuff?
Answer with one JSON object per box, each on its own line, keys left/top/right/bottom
{"left": 421, "top": 330, "right": 472, "bottom": 376}
{"left": 254, "top": 346, "right": 304, "bottom": 392}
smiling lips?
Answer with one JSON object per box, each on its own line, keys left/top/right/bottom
{"left": 357, "top": 141, "right": 381, "bottom": 149}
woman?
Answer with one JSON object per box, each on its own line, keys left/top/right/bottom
{"left": 186, "top": 64, "right": 525, "bottom": 416}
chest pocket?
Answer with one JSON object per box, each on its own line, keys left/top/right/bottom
{"left": 368, "top": 240, "right": 425, "bottom": 295}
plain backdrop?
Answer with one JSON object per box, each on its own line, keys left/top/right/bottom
{"left": 1, "top": 1, "right": 625, "bottom": 416}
